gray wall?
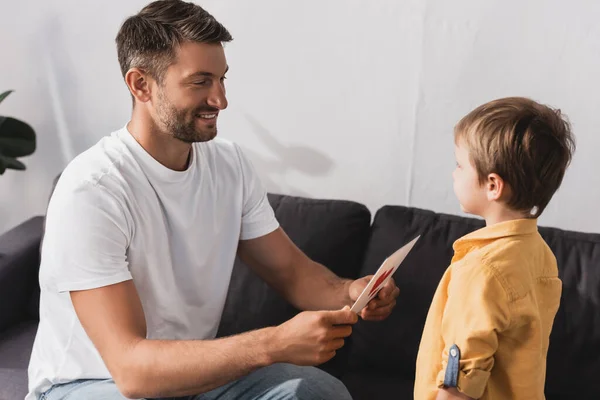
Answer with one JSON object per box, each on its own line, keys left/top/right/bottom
{"left": 1, "top": 0, "right": 598, "bottom": 234}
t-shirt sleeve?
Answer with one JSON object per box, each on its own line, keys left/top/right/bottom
{"left": 436, "top": 261, "right": 512, "bottom": 399}
{"left": 234, "top": 145, "right": 280, "bottom": 240}
{"left": 43, "top": 182, "right": 133, "bottom": 293}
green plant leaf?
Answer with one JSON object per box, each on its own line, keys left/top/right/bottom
{"left": 0, "top": 90, "right": 13, "bottom": 105}
{"left": 0, "top": 91, "right": 35, "bottom": 175}
{"left": 0, "top": 137, "right": 36, "bottom": 157}
{"left": 0, "top": 154, "right": 26, "bottom": 171}
{"left": 0, "top": 116, "right": 36, "bottom": 157}
{"left": 0, "top": 116, "right": 35, "bottom": 140}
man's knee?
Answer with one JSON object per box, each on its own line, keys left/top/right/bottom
{"left": 274, "top": 364, "right": 352, "bottom": 400}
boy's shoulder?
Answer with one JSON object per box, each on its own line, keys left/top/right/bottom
{"left": 455, "top": 234, "right": 557, "bottom": 302}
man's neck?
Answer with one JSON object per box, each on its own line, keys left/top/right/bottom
{"left": 127, "top": 114, "right": 192, "bottom": 172}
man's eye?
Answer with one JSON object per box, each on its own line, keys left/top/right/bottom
{"left": 220, "top": 76, "right": 227, "bottom": 82}
{"left": 194, "top": 81, "right": 207, "bottom": 86}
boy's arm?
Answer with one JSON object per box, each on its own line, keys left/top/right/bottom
{"left": 436, "top": 388, "right": 476, "bottom": 400}
{"left": 435, "top": 261, "right": 512, "bottom": 399}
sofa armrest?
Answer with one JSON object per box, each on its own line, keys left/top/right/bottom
{"left": 0, "top": 216, "right": 44, "bottom": 333}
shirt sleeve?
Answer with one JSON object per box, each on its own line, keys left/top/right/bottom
{"left": 436, "top": 261, "right": 512, "bottom": 399}
{"left": 43, "top": 181, "right": 133, "bottom": 293}
{"left": 234, "top": 145, "right": 280, "bottom": 240}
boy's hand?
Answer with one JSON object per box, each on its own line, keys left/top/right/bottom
{"left": 436, "top": 388, "right": 475, "bottom": 400}
{"left": 349, "top": 275, "right": 399, "bottom": 321}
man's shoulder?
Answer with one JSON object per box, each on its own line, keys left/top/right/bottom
{"left": 53, "top": 130, "right": 138, "bottom": 201}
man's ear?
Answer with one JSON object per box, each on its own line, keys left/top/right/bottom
{"left": 125, "top": 68, "right": 153, "bottom": 104}
{"left": 485, "top": 173, "right": 505, "bottom": 202}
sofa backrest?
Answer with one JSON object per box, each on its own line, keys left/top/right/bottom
{"left": 539, "top": 226, "right": 600, "bottom": 397}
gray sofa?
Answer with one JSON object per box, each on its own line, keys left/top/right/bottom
{"left": 1, "top": 194, "right": 599, "bottom": 399}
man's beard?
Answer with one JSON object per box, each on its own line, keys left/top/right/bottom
{"left": 156, "top": 91, "right": 218, "bottom": 143}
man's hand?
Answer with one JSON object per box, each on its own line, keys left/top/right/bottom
{"left": 349, "top": 275, "right": 399, "bottom": 321}
{"left": 269, "top": 307, "right": 358, "bottom": 366}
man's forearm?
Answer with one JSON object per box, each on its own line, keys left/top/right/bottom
{"left": 117, "top": 327, "right": 276, "bottom": 398}
{"left": 285, "top": 259, "right": 353, "bottom": 311}
{"left": 237, "top": 228, "right": 354, "bottom": 312}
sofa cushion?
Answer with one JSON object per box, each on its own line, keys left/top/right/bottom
{"left": 0, "top": 367, "right": 28, "bottom": 400}
{"left": 217, "top": 193, "right": 371, "bottom": 376}
{"left": 347, "top": 206, "right": 484, "bottom": 376}
{"left": 538, "top": 226, "right": 600, "bottom": 398}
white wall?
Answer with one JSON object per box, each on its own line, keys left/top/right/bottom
{"left": 1, "top": 0, "right": 599, "bottom": 234}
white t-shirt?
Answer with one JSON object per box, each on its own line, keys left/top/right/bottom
{"left": 26, "top": 126, "right": 279, "bottom": 399}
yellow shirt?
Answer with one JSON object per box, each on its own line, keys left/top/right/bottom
{"left": 414, "top": 219, "right": 561, "bottom": 400}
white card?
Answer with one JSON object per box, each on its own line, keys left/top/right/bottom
{"left": 350, "top": 235, "right": 420, "bottom": 314}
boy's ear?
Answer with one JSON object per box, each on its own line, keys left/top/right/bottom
{"left": 486, "top": 173, "right": 505, "bottom": 202}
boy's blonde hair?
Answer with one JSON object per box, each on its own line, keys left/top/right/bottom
{"left": 455, "top": 97, "right": 575, "bottom": 218}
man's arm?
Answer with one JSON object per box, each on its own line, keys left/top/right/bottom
{"left": 235, "top": 142, "right": 398, "bottom": 319}
{"left": 71, "top": 279, "right": 357, "bottom": 399}
{"left": 238, "top": 227, "right": 399, "bottom": 320}
{"left": 237, "top": 227, "right": 352, "bottom": 311}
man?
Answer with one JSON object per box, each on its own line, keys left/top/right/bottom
{"left": 27, "top": 1, "right": 399, "bottom": 399}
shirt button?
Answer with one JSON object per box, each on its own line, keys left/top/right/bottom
{"left": 450, "top": 348, "right": 458, "bottom": 357}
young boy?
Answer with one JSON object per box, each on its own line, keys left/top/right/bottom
{"left": 414, "top": 97, "right": 575, "bottom": 400}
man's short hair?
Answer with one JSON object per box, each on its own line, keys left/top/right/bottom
{"left": 116, "top": 0, "right": 232, "bottom": 83}
{"left": 455, "top": 97, "right": 575, "bottom": 218}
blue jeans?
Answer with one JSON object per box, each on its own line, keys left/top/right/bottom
{"left": 40, "top": 363, "right": 352, "bottom": 400}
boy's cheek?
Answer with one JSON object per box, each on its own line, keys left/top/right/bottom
{"left": 453, "top": 180, "right": 461, "bottom": 198}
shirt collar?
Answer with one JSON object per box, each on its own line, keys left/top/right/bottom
{"left": 453, "top": 218, "right": 538, "bottom": 260}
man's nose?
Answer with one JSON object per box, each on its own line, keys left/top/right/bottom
{"left": 207, "top": 83, "right": 228, "bottom": 110}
